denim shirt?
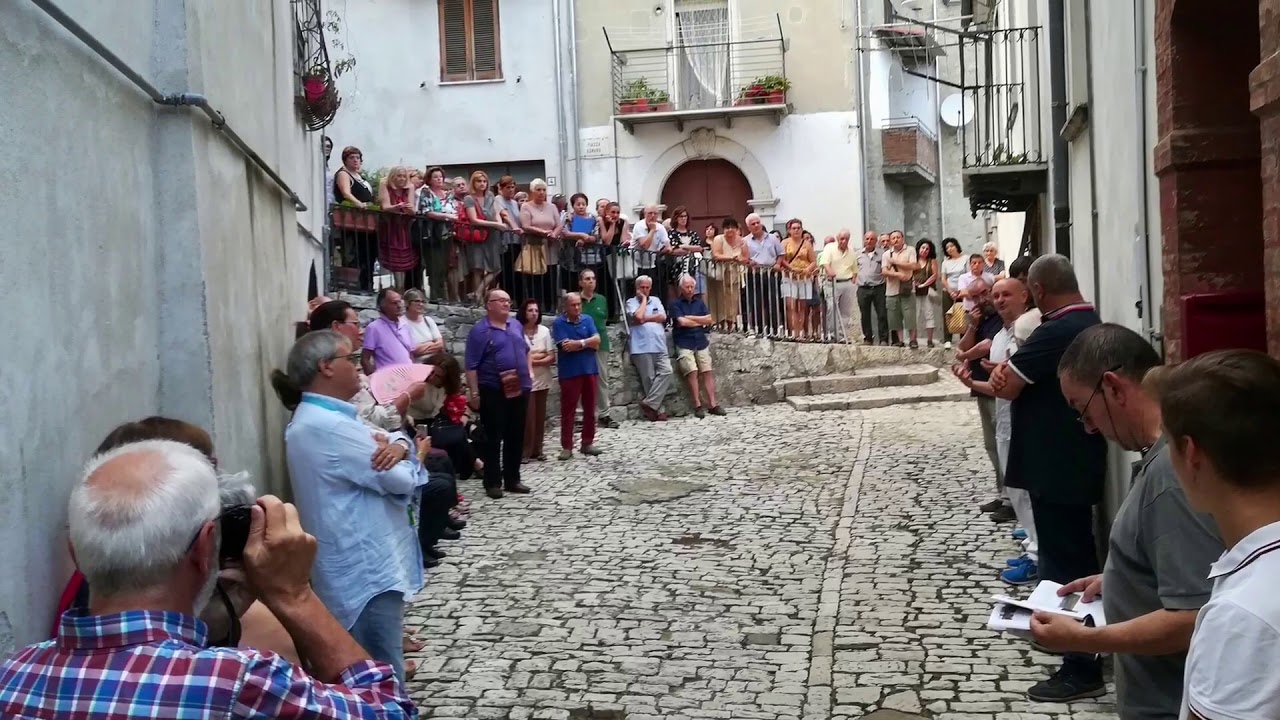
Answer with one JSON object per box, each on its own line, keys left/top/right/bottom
{"left": 284, "top": 393, "right": 425, "bottom": 629}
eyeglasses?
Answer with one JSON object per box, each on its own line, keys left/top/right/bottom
{"left": 488, "top": 298, "right": 512, "bottom": 305}
{"left": 329, "top": 351, "right": 362, "bottom": 364}
{"left": 1077, "top": 364, "right": 1122, "bottom": 424}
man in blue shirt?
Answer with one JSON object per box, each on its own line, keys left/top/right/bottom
{"left": 276, "top": 329, "right": 427, "bottom": 683}
{"left": 552, "top": 292, "right": 604, "bottom": 460}
{"left": 625, "top": 274, "right": 673, "bottom": 421}
{"left": 670, "top": 273, "right": 726, "bottom": 418}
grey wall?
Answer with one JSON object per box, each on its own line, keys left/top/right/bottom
{"left": 0, "top": 0, "right": 322, "bottom": 653}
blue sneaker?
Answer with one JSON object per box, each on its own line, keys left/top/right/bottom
{"left": 1001, "top": 560, "right": 1039, "bottom": 586}
{"left": 1010, "top": 528, "right": 1028, "bottom": 540}
{"left": 1005, "top": 555, "right": 1033, "bottom": 568}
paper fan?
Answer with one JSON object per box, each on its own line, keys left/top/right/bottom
{"left": 367, "top": 364, "right": 434, "bottom": 405}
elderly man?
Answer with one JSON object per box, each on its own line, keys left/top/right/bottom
{"left": 626, "top": 274, "right": 673, "bottom": 421}
{"left": 742, "top": 213, "right": 785, "bottom": 335}
{"left": 553, "top": 292, "right": 603, "bottom": 459}
{"left": 954, "top": 275, "right": 1011, "bottom": 522}
{"left": 632, "top": 204, "right": 670, "bottom": 287}
{"left": 1023, "top": 323, "right": 1223, "bottom": 719}
{"left": 881, "top": 229, "right": 920, "bottom": 348}
{"left": 275, "top": 330, "right": 426, "bottom": 682}
{"left": 987, "top": 254, "right": 1108, "bottom": 702}
{"left": 670, "top": 273, "right": 725, "bottom": 418}
{"left": 0, "top": 441, "right": 415, "bottom": 718}
{"left": 362, "top": 287, "right": 414, "bottom": 375}
{"left": 856, "top": 230, "right": 889, "bottom": 344}
{"left": 817, "top": 229, "right": 858, "bottom": 341}
{"left": 466, "top": 288, "right": 534, "bottom": 498}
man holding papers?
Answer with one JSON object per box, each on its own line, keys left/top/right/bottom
{"left": 1028, "top": 324, "right": 1222, "bottom": 719}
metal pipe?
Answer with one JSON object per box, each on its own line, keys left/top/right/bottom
{"left": 1083, "top": 0, "right": 1102, "bottom": 312}
{"left": 854, "top": 0, "right": 872, "bottom": 230}
{"left": 567, "top": 0, "right": 583, "bottom": 190}
{"left": 1133, "top": 0, "right": 1156, "bottom": 341}
{"left": 30, "top": 0, "right": 308, "bottom": 212}
{"left": 551, "top": 0, "right": 570, "bottom": 196}
{"left": 1047, "top": 0, "right": 1070, "bottom": 256}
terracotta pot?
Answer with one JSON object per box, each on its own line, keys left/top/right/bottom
{"left": 651, "top": 102, "right": 672, "bottom": 112}
{"left": 765, "top": 90, "right": 785, "bottom": 104}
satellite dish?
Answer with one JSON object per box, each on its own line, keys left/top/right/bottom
{"left": 940, "top": 94, "right": 974, "bottom": 128}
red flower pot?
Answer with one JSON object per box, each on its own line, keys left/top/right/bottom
{"left": 303, "top": 76, "right": 330, "bottom": 104}
{"left": 764, "top": 90, "right": 785, "bottom": 104}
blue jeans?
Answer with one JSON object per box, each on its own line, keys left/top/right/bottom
{"left": 348, "top": 591, "right": 405, "bottom": 682}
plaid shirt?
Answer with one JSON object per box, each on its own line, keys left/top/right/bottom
{"left": 0, "top": 610, "right": 417, "bottom": 719}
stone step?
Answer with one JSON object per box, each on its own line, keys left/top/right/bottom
{"left": 774, "top": 364, "right": 940, "bottom": 398}
{"left": 786, "top": 378, "right": 970, "bottom": 412}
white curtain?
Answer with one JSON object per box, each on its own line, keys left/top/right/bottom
{"left": 676, "top": 4, "right": 729, "bottom": 110}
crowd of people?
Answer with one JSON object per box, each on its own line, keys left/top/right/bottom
{"left": 326, "top": 142, "right": 1010, "bottom": 346}
{"left": 944, "top": 252, "right": 1280, "bottom": 720}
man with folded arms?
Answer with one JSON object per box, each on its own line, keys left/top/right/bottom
{"left": 1029, "top": 323, "right": 1222, "bottom": 720}
{"left": 0, "top": 441, "right": 415, "bottom": 718}
{"left": 552, "top": 292, "right": 603, "bottom": 460}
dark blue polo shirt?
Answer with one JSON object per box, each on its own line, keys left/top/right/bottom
{"left": 969, "top": 308, "right": 1005, "bottom": 398}
{"left": 551, "top": 314, "right": 599, "bottom": 380}
{"left": 1004, "top": 303, "right": 1107, "bottom": 504}
{"left": 669, "top": 296, "right": 711, "bottom": 351}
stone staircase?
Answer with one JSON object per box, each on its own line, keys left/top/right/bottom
{"left": 776, "top": 364, "right": 970, "bottom": 412}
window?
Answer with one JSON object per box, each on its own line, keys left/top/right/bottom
{"left": 674, "top": 0, "right": 730, "bottom": 110}
{"left": 439, "top": 0, "right": 502, "bottom": 82}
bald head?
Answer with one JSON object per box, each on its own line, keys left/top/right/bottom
{"left": 1027, "top": 254, "right": 1080, "bottom": 295}
{"left": 991, "top": 277, "right": 1029, "bottom": 322}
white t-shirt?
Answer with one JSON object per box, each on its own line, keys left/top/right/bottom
{"left": 1180, "top": 520, "right": 1280, "bottom": 720}
{"left": 524, "top": 324, "right": 555, "bottom": 392}
{"left": 1013, "top": 308, "right": 1043, "bottom": 344}
{"left": 990, "top": 326, "right": 1017, "bottom": 443}
{"left": 400, "top": 315, "right": 443, "bottom": 362}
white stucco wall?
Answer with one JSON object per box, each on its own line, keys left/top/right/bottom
{"left": 327, "top": 0, "right": 565, "bottom": 182}
{"left": 0, "top": 0, "right": 320, "bottom": 653}
{"left": 578, "top": 112, "right": 864, "bottom": 236}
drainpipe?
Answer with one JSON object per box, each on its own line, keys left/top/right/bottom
{"left": 567, "top": 0, "right": 583, "bottom": 190}
{"left": 1083, "top": 0, "right": 1101, "bottom": 313}
{"left": 551, "top": 0, "right": 570, "bottom": 194}
{"left": 1047, "top": 0, "right": 1070, "bottom": 257}
{"left": 853, "top": 0, "right": 872, "bottom": 230}
{"left": 1133, "top": 0, "right": 1156, "bottom": 343}
{"left": 30, "top": 0, "right": 308, "bottom": 211}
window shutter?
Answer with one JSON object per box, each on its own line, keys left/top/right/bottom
{"left": 471, "top": 0, "right": 501, "bottom": 79}
{"left": 440, "top": 0, "right": 470, "bottom": 81}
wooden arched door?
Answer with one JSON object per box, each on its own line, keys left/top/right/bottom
{"left": 660, "top": 159, "right": 752, "bottom": 231}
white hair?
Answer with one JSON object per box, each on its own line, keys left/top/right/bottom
{"left": 679, "top": 273, "right": 696, "bottom": 286}
{"left": 287, "top": 330, "right": 347, "bottom": 390}
{"left": 530, "top": 178, "right": 548, "bottom": 192}
{"left": 746, "top": 213, "right": 762, "bottom": 225}
{"left": 69, "top": 440, "right": 222, "bottom": 600}
{"left": 982, "top": 241, "right": 999, "bottom": 253}
{"left": 635, "top": 274, "right": 653, "bottom": 287}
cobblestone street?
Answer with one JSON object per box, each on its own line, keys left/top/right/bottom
{"left": 405, "top": 402, "right": 1118, "bottom": 720}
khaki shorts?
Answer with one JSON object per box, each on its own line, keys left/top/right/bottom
{"left": 675, "top": 347, "right": 713, "bottom": 376}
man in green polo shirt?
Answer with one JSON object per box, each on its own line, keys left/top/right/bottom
{"left": 578, "top": 268, "right": 618, "bottom": 428}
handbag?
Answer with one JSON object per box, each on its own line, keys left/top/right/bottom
{"left": 516, "top": 243, "right": 548, "bottom": 275}
{"left": 945, "top": 301, "right": 966, "bottom": 335}
{"left": 453, "top": 200, "right": 488, "bottom": 243}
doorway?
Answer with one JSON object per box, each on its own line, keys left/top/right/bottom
{"left": 659, "top": 158, "right": 752, "bottom": 230}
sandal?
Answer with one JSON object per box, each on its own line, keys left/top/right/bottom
{"left": 403, "top": 635, "right": 425, "bottom": 653}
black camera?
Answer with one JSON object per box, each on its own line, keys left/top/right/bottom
{"left": 218, "top": 505, "right": 253, "bottom": 563}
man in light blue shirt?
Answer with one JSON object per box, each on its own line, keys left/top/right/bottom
{"left": 631, "top": 204, "right": 670, "bottom": 273}
{"left": 276, "top": 329, "right": 426, "bottom": 683}
{"left": 743, "top": 213, "right": 785, "bottom": 335}
{"left": 624, "top": 274, "right": 673, "bottom": 421}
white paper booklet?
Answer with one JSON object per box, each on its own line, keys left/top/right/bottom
{"left": 987, "top": 580, "right": 1107, "bottom": 634}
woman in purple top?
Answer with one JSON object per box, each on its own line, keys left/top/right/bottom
{"left": 464, "top": 288, "right": 534, "bottom": 499}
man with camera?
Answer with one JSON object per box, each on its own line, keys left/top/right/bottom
{"left": 0, "top": 440, "right": 416, "bottom": 718}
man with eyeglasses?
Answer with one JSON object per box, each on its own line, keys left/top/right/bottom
{"left": 1018, "top": 323, "right": 1222, "bottom": 720}
{"left": 987, "top": 254, "right": 1109, "bottom": 703}
{"left": 465, "top": 288, "right": 534, "bottom": 498}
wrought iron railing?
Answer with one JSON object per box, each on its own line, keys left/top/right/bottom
{"left": 959, "top": 27, "right": 1044, "bottom": 169}
{"left": 605, "top": 22, "right": 787, "bottom": 115}
{"left": 328, "top": 205, "right": 864, "bottom": 344}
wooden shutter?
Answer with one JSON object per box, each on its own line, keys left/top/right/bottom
{"left": 439, "top": 0, "right": 502, "bottom": 82}
{"left": 471, "top": 0, "right": 501, "bottom": 79}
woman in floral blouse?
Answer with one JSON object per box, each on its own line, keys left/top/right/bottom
{"left": 666, "top": 206, "right": 706, "bottom": 302}
{"left": 418, "top": 166, "right": 458, "bottom": 303}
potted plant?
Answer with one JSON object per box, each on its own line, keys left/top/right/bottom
{"left": 331, "top": 199, "right": 379, "bottom": 232}
{"left": 299, "top": 65, "right": 341, "bottom": 128}
{"left": 734, "top": 80, "right": 766, "bottom": 106}
{"left": 618, "top": 78, "right": 653, "bottom": 114}
{"left": 735, "top": 75, "right": 790, "bottom": 105}
{"left": 649, "top": 89, "right": 672, "bottom": 112}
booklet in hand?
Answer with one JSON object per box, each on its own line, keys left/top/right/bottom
{"left": 987, "top": 580, "right": 1107, "bottom": 636}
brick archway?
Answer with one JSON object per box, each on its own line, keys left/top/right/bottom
{"left": 1154, "top": 0, "right": 1265, "bottom": 360}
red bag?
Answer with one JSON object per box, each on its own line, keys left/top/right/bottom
{"left": 454, "top": 200, "right": 488, "bottom": 243}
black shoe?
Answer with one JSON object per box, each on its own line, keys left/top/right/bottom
{"left": 709, "top": 406, "right": 727, "bottom": 416}
{"left": 979, "top": 499, "right": 1006, "bottom": 513}
{"left": 440, "top": 528, "right": 462, "bottom": 540}
{"left": 446, "top": 517, "right": 467, "bottom": 531}
{"left": 485, "top": 485, "right": 504, "bottom": 499}
{"left": 989, "top": 505, "right": 1018, "bottom": 523}
{"left": 1026, "top": 668, "right": 1106, "bottom": 703}
{"left": 598, "top": 416, "right": 618, "bottom": 428}
{"left": 424, "top": 555, "right": 441, "bottom": 569}
{"left": 426, "top": 546, "right": 447, "bottom": 559}
{"left": 505, "top": 482, "right": 532, "bottom": 494}
{"left": 694, "top": 406, "right": 706, "bottom": 419}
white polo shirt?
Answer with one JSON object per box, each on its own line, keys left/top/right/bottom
{"left": 1180, "top": 520, "right": 1280, "bottom": 720}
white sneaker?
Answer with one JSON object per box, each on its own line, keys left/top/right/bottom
{"left": 944, "top": 341, "right": 953, "bottom": 350}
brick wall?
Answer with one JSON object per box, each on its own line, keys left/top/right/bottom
{"left": 881, "top": 127, "right": 939, "bottom": 177}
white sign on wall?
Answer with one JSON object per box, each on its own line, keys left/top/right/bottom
{"left": 579, "top": 127, "right": 614, "bottom": 160}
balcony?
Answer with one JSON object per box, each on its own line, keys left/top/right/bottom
{"left": 604, "top": 17, "right": 789, "bottom": 134}
{"left": 959, "top": 26, "right": 1048, "bottom": 213}
{"left": 880, "top": 116, "right": 939, "bottom": 186}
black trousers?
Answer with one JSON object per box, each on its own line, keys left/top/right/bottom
{"left": 857, "top": 283, "right": 889, "bottom": 341}
{"left": 477, "top": 386, "right": 528, "bottom": 489}
{"left": 416, "top": 456, "right": 457, "bottom": 551}
{"left": 1032, "top": 495, "right": 1104, "bottom": 680}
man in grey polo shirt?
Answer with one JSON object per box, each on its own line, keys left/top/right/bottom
{"left": 1029, "top": 323, "right": 1222, "bottom": 718}
{"left": 855, "top": 230, "right": 889, "bottom": 344}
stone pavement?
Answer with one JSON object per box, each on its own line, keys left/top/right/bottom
{"left": 405, "top": 402, "right": 1118, "bottom": 720}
